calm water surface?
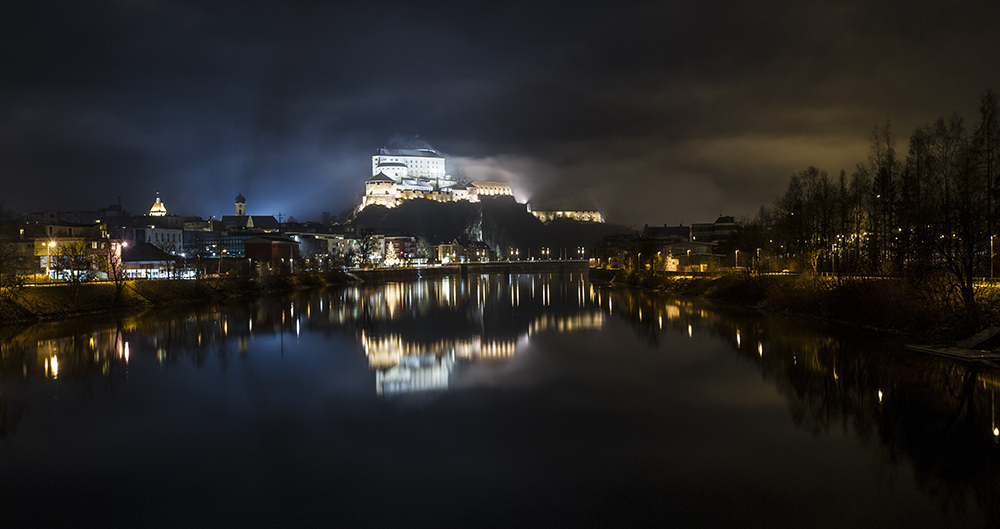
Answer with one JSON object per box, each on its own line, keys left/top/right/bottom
{"left": 2, "top": 273, "right": 999, "bottom": 528}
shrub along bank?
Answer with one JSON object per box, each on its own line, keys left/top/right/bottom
{"left": 0, "top": 272, "right": 354, "bottom": 325}
{"left": 607, "top": 269, "right": 1000, "bottom": 342}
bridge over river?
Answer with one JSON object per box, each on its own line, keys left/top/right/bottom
{"left": 349, "top": 259, "right": 591, "bottom": 282}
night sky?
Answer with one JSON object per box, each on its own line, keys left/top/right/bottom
{"left": 3, "top": 0, "right": 999, "bottom": 227}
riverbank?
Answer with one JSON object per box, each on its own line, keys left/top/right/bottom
{"left": 0, "top": 271, "right": 356, "bottom": 325}
{"left": 0, "top": 261, "right": 592, "bottom": 326}
{"left": 597, "top": 268, "right": 1000, "bottom": 341}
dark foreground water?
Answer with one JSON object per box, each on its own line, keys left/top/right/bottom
{"left": 2, "top": 273, "right": 999, "bottom": 528}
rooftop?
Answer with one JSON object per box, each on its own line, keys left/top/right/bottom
{"left": 374, "top": 148, "right": 442, "bottom": 158}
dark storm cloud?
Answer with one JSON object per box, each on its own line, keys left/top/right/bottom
{"left": 2, "top": 0, "right": 999, "bottom": 225}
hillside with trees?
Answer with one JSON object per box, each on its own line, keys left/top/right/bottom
{"left": 353, "top": 196, "right": 631, "bottom": 259}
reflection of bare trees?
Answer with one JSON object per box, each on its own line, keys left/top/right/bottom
{"left": 598, "top": 284, "right": 1000, "bottom": 525}
{"left": 0, "top": 366, "right": 26, "bottom": 439}
{"left": 0, "top": 319, "right": 133, "bottom": 438}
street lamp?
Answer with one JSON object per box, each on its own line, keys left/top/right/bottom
{"left": 45, "top": 241, "right": 56, "bottom": 278}
{"left": 735, "top": 249, "right": 739, "bottom": 269}
{"left": 119, "top": 241, "right": 128, "bottom": 278}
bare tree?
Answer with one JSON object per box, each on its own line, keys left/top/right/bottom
{"left": 973, "top": 89, "right": 1000, "bottom": 278}
{"left": 98, "top": 240, "right": 128, "bottom": 302}
{"left": 898, "top": 126, "right": 936, "bottom": 273}
{"left": 868, "top": 121, "right": 900, "bottom": 274}
{"left": 0, "top": 241, "right": 25, "bottom": 300}
{"left": 847, "top": 164, "right": 871, "bottom": 274}
{"left": 53, "top": 241, "right": 95, "bottom": 285}
{"left": 924, "top": 114, "right": 986, "bottom": 308}
{"left": 352, "top": 228, "right": 378, "bottom": 268}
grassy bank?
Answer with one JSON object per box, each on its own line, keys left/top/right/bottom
{"left": 0, "top": 272, "right": 354, "bottom": 325}
{"left": 607, "top": 269, "right": 1000, "bottom": 341}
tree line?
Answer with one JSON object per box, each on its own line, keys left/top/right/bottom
{"left": 739, "top": 89, "right": 999, "bottom": 308}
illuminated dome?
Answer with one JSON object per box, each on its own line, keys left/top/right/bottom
{"left": 149, "top": 193, "right": 168, "bottom": 217}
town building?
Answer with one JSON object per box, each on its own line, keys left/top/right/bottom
{"left": 121, "top": 242, "right": 182, "bottom": 279}
{"left": 22, "top": 201, "right": 132, "bottom": 226}
{"left": 116, "top": 226, "right": 184, "bottom": 254}
{"left": 184, "top": 194, "right": 284, "bottom": 258}
{"left": 436, "top": 240, "right": 465, "bottom": 264}
{"left": 691, "top": 216, "right": 739, "bottom": 245}
{"left": 642, "top": 224, "right": 691, "bottom": 243}
{"left": 383, "top": 236, "right": 418, "bottom": 265}
{"left": 245, "top": 236, "right": 300, "bottom": 274}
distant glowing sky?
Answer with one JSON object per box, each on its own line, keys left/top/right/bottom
{"left": 2, "top": 0, "right": 999, "bottom": 226}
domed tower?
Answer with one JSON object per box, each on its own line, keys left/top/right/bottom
{"left": 149, "top": 192, "right": 168, "bottom": 217}
{"left": 235, "top": 193, "right": 246, "bottom": 216}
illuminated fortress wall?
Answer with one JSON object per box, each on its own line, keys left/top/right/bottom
{"left": 361, "top": 147, "right": 514, "bottom": 210}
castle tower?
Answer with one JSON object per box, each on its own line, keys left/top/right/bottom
{"left": 235, "top": 193, "right": 246, "bottom": 216}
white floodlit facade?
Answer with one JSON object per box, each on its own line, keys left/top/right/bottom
{"left": 362, "top": 146, "right": 512, "bottom": 210}
{"left": 372, "top": 148, "right": 447, "bottom": 183}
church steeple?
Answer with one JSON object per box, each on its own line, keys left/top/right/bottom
{"left": 235, "top": 193, "right": 246, "bottom": 216}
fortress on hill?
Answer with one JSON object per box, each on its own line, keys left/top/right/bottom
{"left": 359, "top": 139, "right": 603, "bottom": 223}
{"left": 361, "top": 145, "right": 513, "bottom": 210}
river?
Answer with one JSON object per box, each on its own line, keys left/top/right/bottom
{"left": 1, "top": 273, "right": 998, "bottom": 527}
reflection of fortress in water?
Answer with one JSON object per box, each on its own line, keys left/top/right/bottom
{"left": 357, "top": 274, "right": 604, "bottom": 396}
{"left": 7, "top": 275, "right": 1000, "bottom": 519}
